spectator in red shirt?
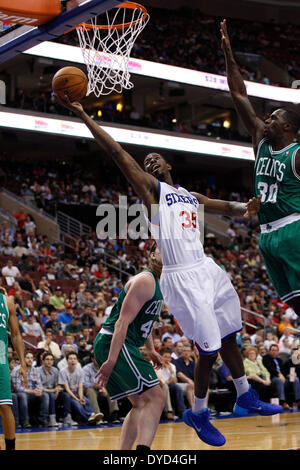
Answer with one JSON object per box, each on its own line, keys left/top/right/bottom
{"left": 13, "top": 209, "right": 28, "bottom": 231}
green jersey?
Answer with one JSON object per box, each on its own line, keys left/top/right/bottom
{"left": 254, "top": 139, "right": 300, "bottom": 225}
{"left": 0, "top": 293, "right": 9, "bottom": 365}
{"left": 102, "top": 270, "right": 164, "bottom": 348}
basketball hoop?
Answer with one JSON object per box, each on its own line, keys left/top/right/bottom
{"left": 74, "top": 2, "right": 149, "bottom": 97}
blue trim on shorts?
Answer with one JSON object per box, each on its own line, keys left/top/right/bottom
{"left": 195, "top": 327, "right": 242, "bottom": 355}
{"left": 221, "top": 327, "right": 243, "bottom": 342}
{"left": 195, "top": 342, "right": 221, "bottom": 355}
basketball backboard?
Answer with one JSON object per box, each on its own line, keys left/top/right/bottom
{"left": 0, "top": 0, "right": 121, "bottom": 64}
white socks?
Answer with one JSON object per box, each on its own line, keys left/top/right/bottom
{"left": 192, "top": 375, "right": 249, "bottom": 414}
{"left": 193, "top": 397, "right": 207, "bottom": 414}
{"left": 232, "top": 375, "right": 249, "bottom": 397}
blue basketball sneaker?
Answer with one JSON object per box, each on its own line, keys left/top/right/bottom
{"left": 182, "top": 408, "right": 226, "bottom": 446}
{"left": 233, "top": 386, "right": 283, "bottom": 416}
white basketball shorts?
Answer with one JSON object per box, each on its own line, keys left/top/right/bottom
{"left": 160, "top": 256, "right": 242, "bottom": 354}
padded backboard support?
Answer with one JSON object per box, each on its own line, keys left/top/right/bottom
{"left": 0, "top": 0, "right": 121, "bottom": 64}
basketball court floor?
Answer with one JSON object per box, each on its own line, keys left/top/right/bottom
{"left": 1, "top": 410, "right": 300, "bottom": 450}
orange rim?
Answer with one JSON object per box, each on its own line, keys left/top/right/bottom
{"left": 70, "top": 1, "right": 148, "bottom": 32}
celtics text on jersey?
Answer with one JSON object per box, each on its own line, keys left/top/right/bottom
{"left": 254, "top": 139, "right": 300, "bottom": 225}
{"left": 102, "top": 270, "right": 164, "bottom": 347}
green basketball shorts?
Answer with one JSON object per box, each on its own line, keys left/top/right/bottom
{"left": 93, "top": 333, "right": 159, "bottom": 400}
{"left": 259, "top": 219, "right": 300, "bottom": 303}
{"left": 0, "top": 361, "right": 13, "bottom": 406}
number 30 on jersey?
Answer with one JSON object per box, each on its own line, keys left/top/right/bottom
{"left": 257, "top": 182, "right": 278, "bottom": 203}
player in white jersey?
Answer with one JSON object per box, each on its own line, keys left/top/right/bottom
{"left": 55, "top": 94, "right": 282, "bottom": 447}
{"left": 148, "top": 178, "right": 243, "bottom": 354}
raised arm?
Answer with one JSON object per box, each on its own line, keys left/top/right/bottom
{"left": 192, "top": 192, "right": 261, "bottom": 218}
{"left": 54, "top": 94, "right": 158, "bottom": 211}
{"left": 220, "top": 19, "right": 265, "bottom": 153}
{"left": 94, "top": 273, "right": 155, "bottom": 387}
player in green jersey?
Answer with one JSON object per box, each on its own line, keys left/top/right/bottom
{"left": 93, "top": 243, "right": 165, "bottom": 451}
{"left": 0, "top": 287, "right": 27, "bottom": 451}
{"left": 221, "top": 19, "right": 300, "bottom": 316}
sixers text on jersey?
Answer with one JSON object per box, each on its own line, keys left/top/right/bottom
{"left": 165, "top": 192, "right": 198, "bottom": 208}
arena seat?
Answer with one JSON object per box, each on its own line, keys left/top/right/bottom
{"left": 49, "top": 279, "right": 81, "bottom": 295}
{"left": 47, "top": 279, "right": 57, "bottom": 290}
{"left": 11, "top": 256, "right": 21, "bottom": 265}
{"left": 278, "top": 352, "right": 291, "bottom": 364}
{"left": 26, "top": 256, "right": 40, "bottom": 265}
{"left": 72, "top": 308, "right": 84, "bottom": 316}
{"left": 22, "top": 334, "right": 43, "bottom": 350}
{"left": 27, "top": 271, "right": 43, "bottom": 282}
{"left": 22, "top": 291, "right": 33, "bottom": 302}
{"left": 33, "top": 300, "right": 42, "bottom": 309}
{"left": 53, "top": 334, "right": 65, "bottom": 346}
{"left": 0, "top": 255, "right": 8, "bottom": 264}
{"left": 125, "top": 246, "right": 137, "bottom": 255}
{"left": 61, "top": 279, "right": 81, "bottom": 291}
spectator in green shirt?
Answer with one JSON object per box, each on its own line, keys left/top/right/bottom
{"left": 243, "top": 346, "right": 273, "bottom": 403}
{"left": 65, "top": 315, "right": 83, "bottom": 335}
{"left": 50, "top": 286, "right": 66, "bottom": 311}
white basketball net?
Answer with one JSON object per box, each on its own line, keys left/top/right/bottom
{"left": 76, "top": 4, "right": 149, "bottom": 97}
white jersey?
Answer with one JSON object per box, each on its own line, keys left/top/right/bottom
{"left": 145, "top": 180, "right": 242, "bottom": 353}
{"left": 148, "top": 181, "right": 204, "bottom": 266}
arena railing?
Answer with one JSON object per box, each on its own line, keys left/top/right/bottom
{"left": 0, "top": 187, "right": 60, "bottom": 242}
{"left": 57, "top": 211, "right": 133, "bottom": 278}
{"left": 7, "top": 330, "right": 39, "bottom": 353}
{"left": 1, "top": 188, "right": 56, "bottom": 221}
{"left": 100, "top": 251, "right": 134, "bottom": 278}
{"left": 57, "top": 210, "right": 91, "bottom": 240}
{"left": 241, "top": 306, "right": 300, "bottom": 338}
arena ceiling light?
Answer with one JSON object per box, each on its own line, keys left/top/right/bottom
{"left": 23, "top": 41, "right": 300, "bottom": 103}
{"left": 0, "top": 109, "right": 255, "bottom": 161}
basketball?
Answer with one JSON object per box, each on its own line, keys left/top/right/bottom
{"left": 52, "top": 66, "right": 88, "bottom": 102}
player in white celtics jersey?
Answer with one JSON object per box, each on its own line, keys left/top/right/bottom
{"left": 221, "top": 19, "right": 300, "bottom": 316}
{"left": 55, "top": 94, "right": 282, "bottom": 448}
{"left": 0, "top": 287, "right": 27, "bottom": 451}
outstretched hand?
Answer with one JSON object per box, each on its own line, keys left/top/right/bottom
{"left": 244, "top": 194, "right": 262, "bottom": 219}
{"left": 53, "top": 91, "right": 84, "bottom": 116}
{"left": 220, "top": 19, "right": 231, "bottom": 52}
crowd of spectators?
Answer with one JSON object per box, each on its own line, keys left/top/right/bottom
{"left": 60, "top": 7, "right": 300, "bottom": 83}
{"left": 9, "top": 88, "right": 251, "bottom": 144}
{"left": 0, "top": 157, "right": 254, "bottom": 218}
{"left": 136, "top": 8, "right": 299, "bottom": 82}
